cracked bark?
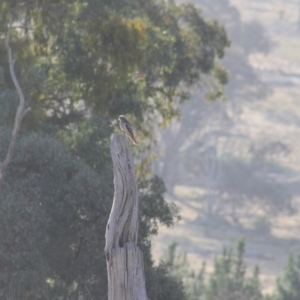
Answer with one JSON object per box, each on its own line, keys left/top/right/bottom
{"left": 104, "top": 133, "right": 147, "bottom": 300}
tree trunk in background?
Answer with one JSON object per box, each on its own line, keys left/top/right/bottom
{"left": 0, "top": 29, "right": 31, "bottom": 190}
{"left": 105, "top": 133, "right": 148, "bottom": 300}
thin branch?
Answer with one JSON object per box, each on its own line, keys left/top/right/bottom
{"left": 0, "top": 24, "right": 31, "bottom": 189}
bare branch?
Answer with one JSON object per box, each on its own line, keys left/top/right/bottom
{"left": 0, "top": 25, "right": 31, "bottom": 189}
{"left": 21, "top": 107, "right": 32, "bottom": 119}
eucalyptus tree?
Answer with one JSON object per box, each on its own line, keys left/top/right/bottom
{"left": 0, "top": 0, "right": 230, "bottom": 298}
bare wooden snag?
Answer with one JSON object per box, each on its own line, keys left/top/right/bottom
{"left": 105, "top": 133, "right": 148, "bottom": 300}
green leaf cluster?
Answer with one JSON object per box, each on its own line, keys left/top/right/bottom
{"left": 162, "top": 240, "right": 263, "bottom": 300}
{"left": 0, "top": 0, "right": 229, "bottom": 131}
{"left": 271, "top": 254, "right": 300, "bottom": 300}
{"left": 0, "top": 129, "right": 182, "bottom": 299}
{"left": 0, "top": 0, "right": 230, "bottom": 299}
{"left": 163, "top": 239, "right": 300, "bottom": 300}
{"left": 205, "top": 239, "right": 262, "bottom": 300}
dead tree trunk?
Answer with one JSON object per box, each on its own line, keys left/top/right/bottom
{"left": 105, "top": 133, "right": 148, "bottom": 300}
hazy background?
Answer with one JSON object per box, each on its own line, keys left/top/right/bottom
{"left": 152, "top": 0, "right": 300, "bottom": 292}
{"left": 1, "top": 0, "right": 300, "bottom": 299}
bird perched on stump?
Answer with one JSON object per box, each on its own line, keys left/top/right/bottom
{"left": 118, "top": 115, "right": 137, "bottom": 145}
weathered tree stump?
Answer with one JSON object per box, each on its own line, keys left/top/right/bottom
{"left": 105, "top": 133, "right": 148, "bottom": 300}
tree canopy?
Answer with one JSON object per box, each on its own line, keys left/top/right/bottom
{"left": 0, "top": 0, "right": 230, "bottom": 299}
{"left": 0, "top": 0, "right": 229, "bottom": 132}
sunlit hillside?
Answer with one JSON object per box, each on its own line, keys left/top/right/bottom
{"left": 153, "top": 0, "right": 300, "bottom": 293}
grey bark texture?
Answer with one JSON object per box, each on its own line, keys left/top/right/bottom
{"left": 105, "top": 133, "right": 148, "bottom": 300}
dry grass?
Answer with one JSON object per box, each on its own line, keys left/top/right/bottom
{"left": 152, "top": 188, "right": 300, "bottom": 293}
{"left": 152, "top": 0, "right": 300, "bottom": 294}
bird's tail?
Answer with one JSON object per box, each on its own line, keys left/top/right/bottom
{"left": 131, "top": 136, "right": 138, "bottom": 145}
{"left": 127, "top": 133, "right": 137, "bottom": 145}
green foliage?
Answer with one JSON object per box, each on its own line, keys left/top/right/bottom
{"left": 161, "top": 241, "right": 192, "bottom": 280}
{"left": 190, "top": 263, "right": 206, "bottom": 300}
{"left": 146, "top": 261, "right": 189, "bottom": 300}
{"left": 160, "top": 240, "right": 206, "bottom": 300}
{"left": 272, "top": 254, "right": 300, "bottom": 300}
{"left": 139, "top": 177, "right": 180, "bottom": 237}
{"left": 156, "top": 0, "right": 274, "bottom": 212}
{"left": 144, "top": 241, "right": 191, "bottom": 300}
{"left": 161, "top": 239, "right": 264, "bottom": 300}
{"left": 138, "top": 176, "right": 181, "bottom": 277}
{"left": 205, "top": 239, "right": 263, "bottom": 300}
{"left": 0, "top": 68, "right": 19, "bottom": 127}
{"left": 63, "top": 117, "right": 113, "bottom": 175}
{"left": 0, "top": 130, "right": 183, "bottom": 299}
{"left": 0, "top": 0, "right": 229, "bottom": 132}
{"left": 0, "top": 131, "right": 111, "bottom": 299}
{"left": 0, "top": 0, "right": 230, "bottom": 299}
